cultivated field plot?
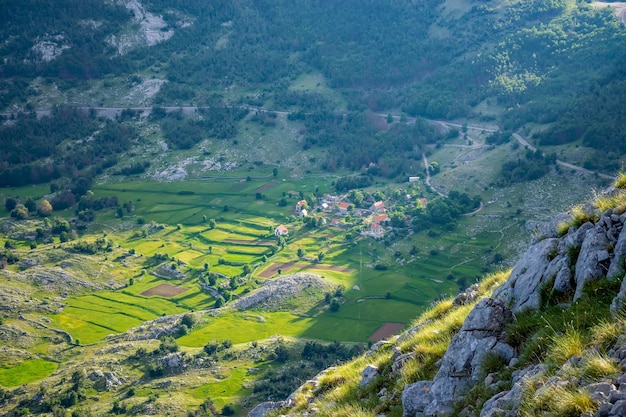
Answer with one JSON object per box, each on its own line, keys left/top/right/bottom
{"left": 368, "top": 322, "right": 406, "bottom": 342}
{"left": 141, "top": 283, "right": 189, "bottom": 297}
{"left": 49, "top": 274, "right": 212, "bottom": 344}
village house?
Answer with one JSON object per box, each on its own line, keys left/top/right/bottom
{"left": 299, "top": 208, "right": 308, "bottom": 218}
{"left": 371, "top": 201, "right": 384, "bottom": 212}
{"left": 274, "top": 224, "right": 288, "bottom": 236}
{"left": 295, "top": 199, "right": 307, "bottom": 214}
{"left": 370, "top": 222, "right": 384, "bottom": 237}
{"left": 337, "top": 201, "right": 351, "bottom": 215}
{"left": 373, "top": 214, "right": 389, "bottom": 224}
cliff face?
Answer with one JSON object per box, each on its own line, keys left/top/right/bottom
{"left": 404, "top": 192, "right": 626, "bottom": 417}
{"left": 258, "top": 180, "right": 626, "bottom": 417}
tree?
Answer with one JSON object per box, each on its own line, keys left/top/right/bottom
{"left": 37, "top": 199, "right": 53, "bottom": 217}
{"left": 4, "top": 197, "right": 17, "bottom": 211}
{"left": 272, "top": 167, "right": 278, "bottom": 177}
{"left": 208, "top": 274, "right": 217, "bottom": 286}
{"left": 274, "top": 343, "right": 289, "bottom": 362}
{"left": 317, "top": 252, "right": 326, "bottom": 262}
{"left": 387, "top": 114, "right": 393, "bottom": 123}
{"left": 24, "top": 198, "right": 36, "bottom": 213}
{"left": 208, "top": 219, "right": 216, "bottom": 229}
{"left": 222, "top": 404, "right": 236, "bottom": 416}
{"left": 297, "top": 248, "right": 305, "bottom": 258}
{"left": 330, "top": 299, "right": 341, "bottom": 312}
{"left": 11, "top": 204, "right": 28, "bottom": 220}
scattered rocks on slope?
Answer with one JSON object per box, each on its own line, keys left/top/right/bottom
{"left": 88, "top": 369, "right": 125, "bottom": 391}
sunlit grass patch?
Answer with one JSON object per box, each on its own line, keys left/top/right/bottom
{"left": 0, "top": 359, "right": 58, "bottom": 387}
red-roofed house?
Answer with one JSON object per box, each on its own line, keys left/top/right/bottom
{"left": 274, "top": 224, "right": 289, "bottom": 236}
{"left": 337, "top": 202, "right": 351, "bottom": 215}
{"left": 371, "top": 201, "right": 384, "bottom": 212}
{"left": 418, "top": 198, "right": 428, "bottom": 207}
{"left": 370, "top": 222, "right": 384, "bottom": 237}
{"left": 373, "top": 214, "right": 389, "bottom": 224}
{"left": 295, "top": 199, "right": 307, "bottom": 214}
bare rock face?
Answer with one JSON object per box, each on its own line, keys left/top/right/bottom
{"left": 248, "top": 401, "right": 286, "bottom": 417}
{"left": 402, "top": 298, "right": 514, "bottom": 416}
{"left": 573, "top": 224, "right": 611, "bottom": 300}
{"left": 608, "top": 213, "right": 626, "bottom": 279}
{"left": 492, "top": 238, "right": 559, "bottom": 313}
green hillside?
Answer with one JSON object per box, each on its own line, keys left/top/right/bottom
{"left": 1, "top": 0, "right": 626, "bottom": 416}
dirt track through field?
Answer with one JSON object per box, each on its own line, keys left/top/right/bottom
{"left": 141, "top": 283, "right": 188, "bottom": 298}
{"left": 368, "top": 322, "right": 405, "bottom": 342}
{"left": 254, "top": 182, "right": 276, "bottom": 193}
{"left": 258, "top": 262, "right": 353, "bottom": 278}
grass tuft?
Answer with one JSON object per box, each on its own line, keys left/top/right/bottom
{"left": 579, "top": 352, "right": 620, "bottom": 380}
{"left": 613, "top": 172, "right": 626, "bottom": 189}
{"left": 546, "top": 327, "right": 584, "bottom": 366}
{"left": 521, "top": 385, "right": 597, "bottom": 417}
{"left": 590, "top": 318, "right": 623, "bottom": 350}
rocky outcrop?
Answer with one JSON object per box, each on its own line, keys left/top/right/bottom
{"left": 89, "top": 370, "right": 125, "bottom": 391}
{"left": 234, "top": 273, "right": 331, "bottom": 311}
{"left": 492, "top": 238, "right": 559, "bottom": 313}
{"left": 480, "top": 364, "right": 546, "bottom": 417}
{"left": 403, "top": 298, "right": 514, "bottom": 416}
{"left": 403, "top": 204, "right": 626, "bottom": 416}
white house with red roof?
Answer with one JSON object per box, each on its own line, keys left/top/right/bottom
{"left": 295, "top": 199, "right": 307, "bottom": 214}
{"left": 369, "top": 222, "right": 384, "bottom": 237}
{"left": 274, "top": 224, "right": 289, "bottom": 236}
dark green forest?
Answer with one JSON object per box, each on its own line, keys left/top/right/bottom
{"left": 2, "top": 0, "right": 626, "bottom": 181}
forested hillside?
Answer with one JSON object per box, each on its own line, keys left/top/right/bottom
{"left": 1, "top": 0, "right": 626, "bottom": 178}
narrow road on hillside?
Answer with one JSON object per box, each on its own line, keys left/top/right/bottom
{"left": 6, "top": 105, "right": 614, "bottom": 182}
{"left": 422, "top": 152, "right": 446, "bottom": 197}
{"left": 511, "top": 133, "right": 614, "bottom": 180}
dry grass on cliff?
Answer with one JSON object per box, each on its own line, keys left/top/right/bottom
{"left": 272, "top": 270, "right": 509, "bottom": 417}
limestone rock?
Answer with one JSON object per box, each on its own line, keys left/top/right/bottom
{"left": 89, "top": 370, "right": 124, "bottom": 391}
{"left": 401, "top": 298, "right": 515, "bottom": 416}
{"left": 493, "top": 238, "right": 559, "bottom": 313}
{"left": 574, "top": 225, "right": 611, "bottom": 300}
{"left": 402, "top": 381, "right": 433, "bottom": 417}
{"left": 248, "top": 401, "right": 286, "bottom": 417}
{"left": 360, "top": 365, "right": 379, "bottom": 388}
{"left": 480, "top": 364, "right": 546, "bottom": 417}
{"left": 452, "top": 284, "right": 479, "bottom": 306}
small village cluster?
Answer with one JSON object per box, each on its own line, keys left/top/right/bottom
{"left": 274, "top": 193, "right": 427, "bottom": 239}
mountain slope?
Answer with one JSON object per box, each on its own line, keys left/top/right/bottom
{"left": 261, "top": 174, "right": 626, "bottom": 417}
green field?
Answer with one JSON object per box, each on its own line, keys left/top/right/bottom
{"left": 0, "top": 359, "right": 58, "bottom": 387}
{"left": 39, "top": 173, "right": 514, "bottom": 348}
